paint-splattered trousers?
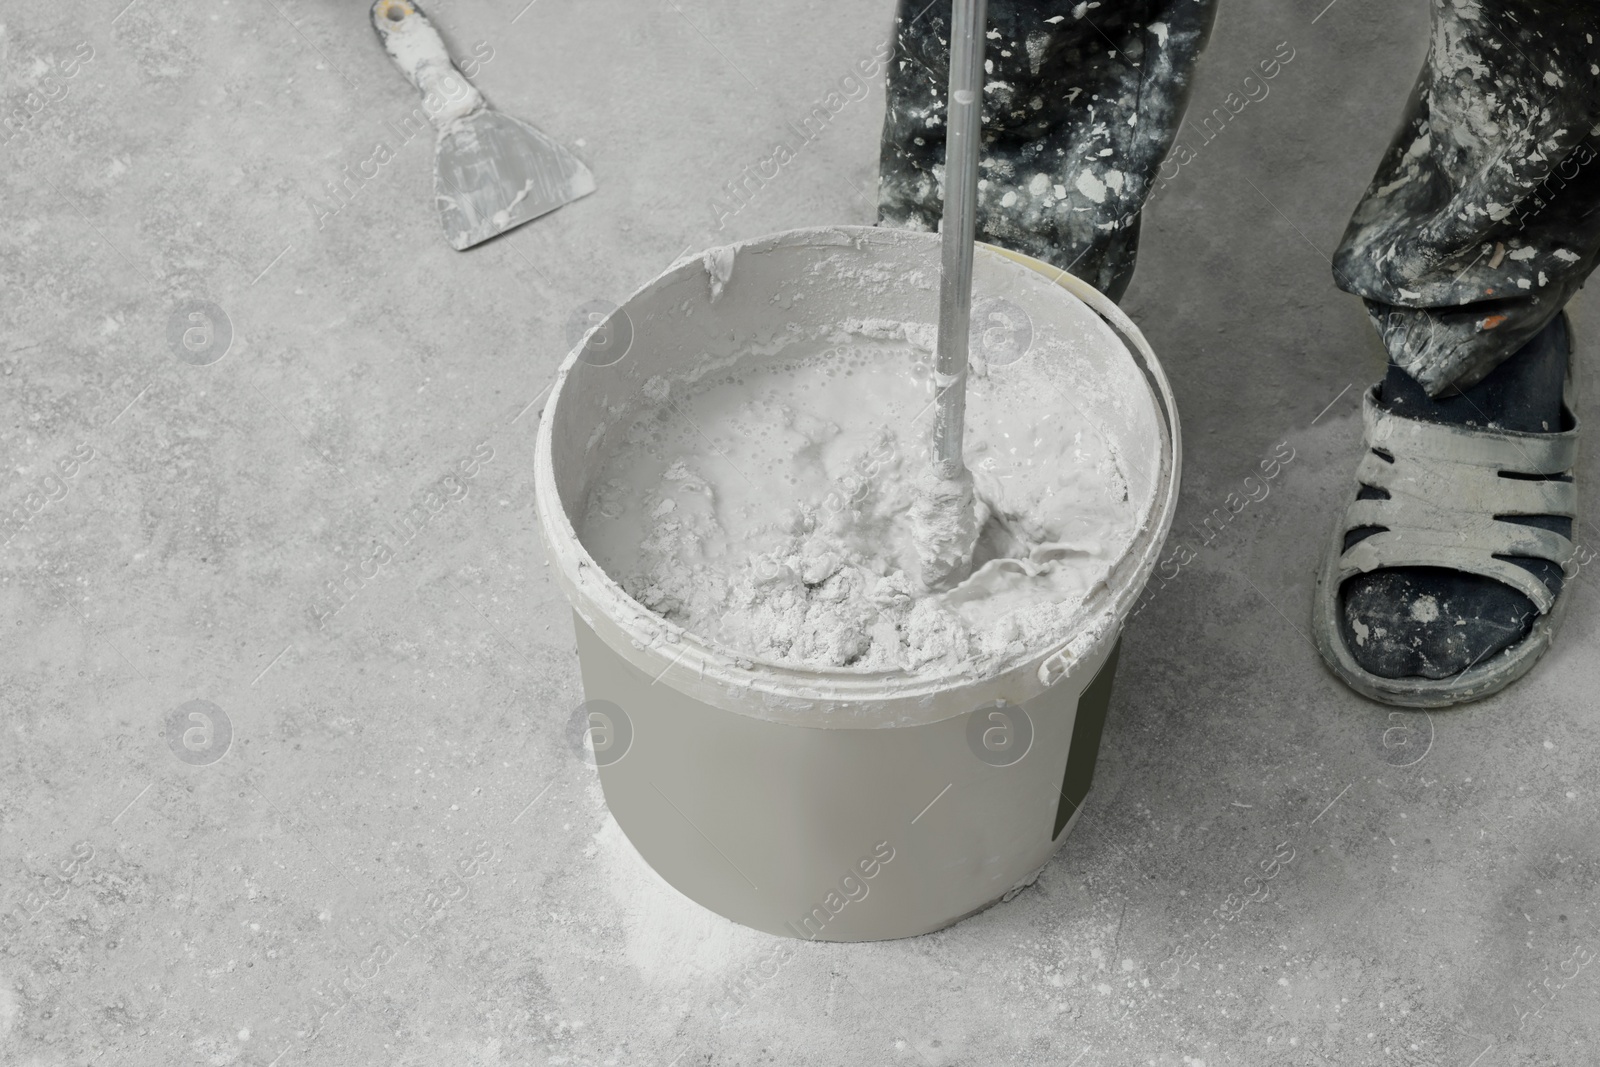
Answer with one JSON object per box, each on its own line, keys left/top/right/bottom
{"left": 877, "top": 0, "right": 1600, "bottom": 395}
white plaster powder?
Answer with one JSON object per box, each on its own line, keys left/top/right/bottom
{"left": 579, "top": 321, "right": 1138, "bottom": 678}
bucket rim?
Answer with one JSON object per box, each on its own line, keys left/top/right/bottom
{"left": 533, "top": 225, "right": 1182, "bottom": 723}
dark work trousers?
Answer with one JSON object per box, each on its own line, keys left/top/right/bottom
{"left": 877, "top": 0, "right": 1600, "bottom": 395}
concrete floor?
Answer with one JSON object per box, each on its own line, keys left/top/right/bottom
{"left": 2, "top": 0, "right": 1597, "bottom": 1064}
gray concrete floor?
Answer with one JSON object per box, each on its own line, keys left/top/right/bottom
{"left": 2, "top": 1, "right": 1597, "bottom": 1064}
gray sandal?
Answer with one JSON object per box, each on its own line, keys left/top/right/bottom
{"left": 1312, "top": 381, "right": 1580, "bottom": 708}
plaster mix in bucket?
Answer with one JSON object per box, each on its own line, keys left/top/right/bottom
{"left": 577, "top": 251, "right": 1141, "bottom": 679}
{"left": 539, "top": 227, "right": 1179, "bottom": 939}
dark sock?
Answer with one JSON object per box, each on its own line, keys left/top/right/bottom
{"left": 1338, "top": 314, "right": 1572, "bottom": 680}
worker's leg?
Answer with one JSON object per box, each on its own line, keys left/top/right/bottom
{"left": 876, "top": 0, "right": 1219, "bottom": 301}
{"left": 1324, "top": 0, "right": 1600, "bottom": 688}
{"left": 1334, "top": 0, "right": 1600, "bottom": 396}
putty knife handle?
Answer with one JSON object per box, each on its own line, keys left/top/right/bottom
{"left": 371, "top": 0, "right": 484, "bottom": 128}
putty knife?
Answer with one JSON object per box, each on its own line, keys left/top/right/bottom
{"left": 371, "top": 0, "right": 595, "bottom": 250}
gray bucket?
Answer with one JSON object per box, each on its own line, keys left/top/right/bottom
{"left": 535, "top": 226, "right": 1180, "bottom": 940}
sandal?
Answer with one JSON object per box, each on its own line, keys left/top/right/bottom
{"left": 1312, "top": 329, "right": 1580, "bottom": 708}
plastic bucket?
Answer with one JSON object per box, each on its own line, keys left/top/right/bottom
{"left": 535, "top": 226, "right": 1180, "bottom": 941}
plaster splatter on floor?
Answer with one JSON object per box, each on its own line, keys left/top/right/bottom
{"left": 588, "top": 780, "right": 760, "bottom": 985}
